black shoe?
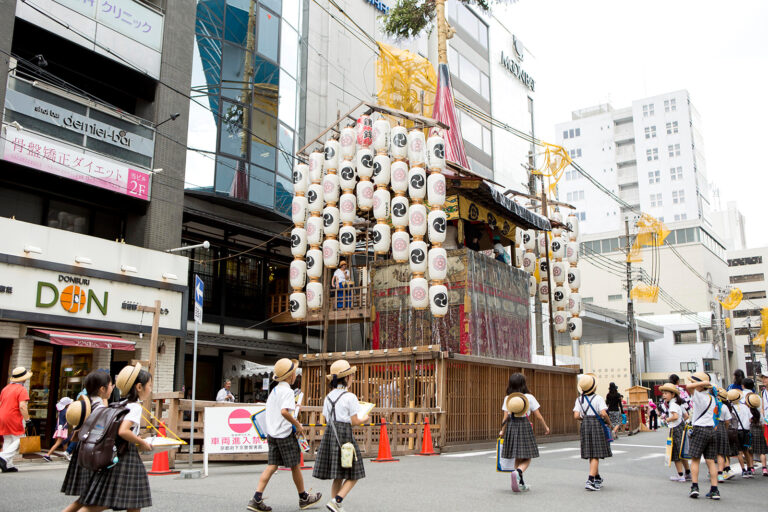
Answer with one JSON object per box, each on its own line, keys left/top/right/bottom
{"left": 247, "top": 498, "right": 272, "bottom": 511}
{"left": 706, "top": 489, "right": 720, "bottom": 500}
{"left": 5, "top": 467, "right": 18, "bottom": 473}
{"left": 0, "top": 458, "right": 6, "bottom": 472}
{"left": 689, "top": 486, "right": 699, "bottom": 499}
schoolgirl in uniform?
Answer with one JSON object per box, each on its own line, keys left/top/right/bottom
{"left": 713, "top": 387, "right": 732, "bottom": 483}
{"left": 659, "top": 383, "right": 689, "bottom": 482}
{"left": 686, "top": 372, "right": 720, "bottom": 499}
{"left": 759, "top": 371, "right": 768, "bottom": 477}
{"left": 745, "top": 391, "right": 767, "bottom": 477}
{"left": 573, "top": 374, "right": 612, "bottom": 491}
{"left": 76, "top": 364, "right": 154, "bottom": 512}
{"left": 313, "top": 360, "right": 370, "bottom": 512}
{"left": 499, "top": 373, "right": 549, "bottom": 492}
{"left": 727, "top": 388, "right": 753, "bottom": 478}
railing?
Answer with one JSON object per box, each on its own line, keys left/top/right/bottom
{"left": 269, "top": 279, "right": 370, "bottom": 323}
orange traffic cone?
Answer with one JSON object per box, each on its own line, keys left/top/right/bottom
{"left": 416, "top": 416, "right": 438, "bottom": 456}
{"left": 147, "top": 425, "right": 180, "bottom": 476}
{"left": 372, "top": 418, "right": 399, "bottom": 462}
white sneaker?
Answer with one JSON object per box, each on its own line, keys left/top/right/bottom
{"left": 326, "top": 500, "right": 345, "bottom": 512}
{"left": 64, "top": 453, "right": 72, "bottom": 461}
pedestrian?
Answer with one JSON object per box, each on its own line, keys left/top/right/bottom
{"left": 647, "top": 399, "right": 659, "bottom": 430}
{"left": 713, "top": 387, "right": 734, "bottom": 482}
{"left": 685, "top": 372, "right": 719, "bottom": 499}
{"left": 606, "top": 382, "right": 623, "bottom": 438}
{"left": 43, "top": 397, "right": 74, "bottom": 462}
{"left": 216, "top": 380, "right": 235, "bottom": 402}
{"left": 727, "top": 388, "right": 753, "bottom": 478}
{"left": 745, "top": 390, "right": 767, "bottom": 477}
{"left": 498, "top": 372, "right": 549, "bottom": 492}
{"left": 247, "top": 359, "right": 321, "bottom": 512}
{"left": 669, "top": 374, "right": 692, "bottom": 412}
{"left": 660, "top": 383, "right": 690, "bottom": 482}
{"left": 76, "top": 363, "right": 154, "bottom": 512}
{"left": 728, "top": 369, "right": 745, "bottom": 391}
{"left": 573, "top": 374, "right": 613, "bottom": 491}
{"left": 61, "top": 370, "right": 113, "bottom": 512}
{"left": 758, "top": 371, "right": 768, "bottom": 476}
{"left": 332, "top": 260, "right": 351, "bottom": 309}
{"left": 0, "top": 367, "right": 33, "bottom": 473}
{"left": 313, "top": 359, "right": 369, "bottom": 512}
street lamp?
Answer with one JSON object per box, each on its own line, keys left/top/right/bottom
{"left": 156, "top": 112, "right": 181, "bottom": 127}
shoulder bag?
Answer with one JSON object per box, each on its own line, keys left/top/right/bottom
{"left": 582, "top": 396, "right": 613, "bottom": 442}
{"left": 327, "top": 391, "right": 357, "bottom": 469}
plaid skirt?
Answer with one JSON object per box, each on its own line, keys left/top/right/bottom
{"left": 312, "top": 421, "right": 365, "bottom": 481}
{"left": 79, "top": 444, "right": 151, "bottom": 510}
{"left": 502, "top": 417, "right": 539, "bottom": 459}
{"left": 714, "top": 423, "right": 730, "bottom": 457}
{"left": 60, "top": 443, "right": 93, "bottom": 496}
{"left": 268, "top": 435, "right": 301, "bottom": 468}
{"left": 670, "top": 423, "right": 685, "bottom": 462}
{"left": 580, "top": 416, "right": 611, "bottom": 459}
{"left": 750, "top": 423, "right": 768, "bottom": 455}
{"left": 689, "top": 426, "right": 716, "bottom": 460}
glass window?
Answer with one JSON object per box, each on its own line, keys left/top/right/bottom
{"left": 282, "top": 0, "right": 300, "bottom": 28}
{"left": 261, "top": 0, "right": 281, "bottom": 15}
{"left": 275, "top": 174, "right": 293, "bottom": 216}
{"left": 482, "top": 126, "right": 492, "bottom": 153}
{"left": 278, "top": 70, "right": 297, "bottom": 128}
{"left": 447, "top": 45, "right": 458, "bottom": 72}
{"left": 479, "top": 73, "right": 490, "bottom": 101}
{"left": 277, "top": 124, "right": 294, "bottom": 178}
{"left": 220, "top": 101, "right": 246, "bottom": 157}
{"left": 460, "top": 111, "right": 482, "bottom": 150}
{"left": 214, "top": 155, "right": 240, "bottom": 194}
{"left": 249, "top": 165, "right": 275, "bottom": 208}
{"left": 47, "top": 200, "right": 89, "bottom": 234}
{"left": 224, "top": 4, "right": 249, "bottom": 46}
{"left": 222, "top": 43, "right": 250, "bottom": 101}
{"left": 458, "top": 54, "right": 480, "bottom": 91}
{"left": 258, "top": 7, "right": 280, "bottom": 62}
{"left": 280, "top": 21, "right": 298, "bottom": 77}
{"left": 250, "top": 108, "right": 277, "bottom": 170}
{"left": 196, "top": 0, "right": 225, "bottom": 38}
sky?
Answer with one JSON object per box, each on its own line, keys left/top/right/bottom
{"left": 503, "top": 0, "right": 768, "bottom": 246}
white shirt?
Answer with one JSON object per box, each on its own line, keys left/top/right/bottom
{"left": 90, "top": 397, "right": 105, "bottom": 410}
{"left": 216, "top": 388, "right": 234, "bottom": 402}
{"left": 502, "top": 393, "right": 541, "bottom": 418}
{"left": 691, "top": 390, "right": 716, "bottom": 427}
{"left": 573, "top": 394, "right": 607, "bottom": 417}
{"left": 732, "top": 398, "right": 751, "bottom": 430}
{"left": 667, "top": 401, "right": 684, "bottom": 428}
{"left": 323, "top": 387, "right": 361, "bottom": 424}
{"left": 333, "top": 269, "right": 348, "bottom": 286}
{"left": 265, "top": 382, "right": 295, "bottom": 439}
{"left": 762, "top": 388, "right": 768, "bottom": 420}
{"left": 124, "top": 402, "right": 142, "bottom": 435}
{"left": 717, "top": 402, "right": 732, "bottom": 423}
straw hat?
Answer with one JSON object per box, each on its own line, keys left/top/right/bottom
{"left": 116, "top": 363, "right": 142, "bottom": 395}
{"left": 690, "top": 372, "right": 712, "bottom": 387}
{"left": 745, "top": 392, "right": 761, "bottom": 409}
{"left": 726, "top": 389, "right": 742, "bottom": 402}
{"left": 9, "top": 367, "right": 32, "bottom": 383}
{"left": 326, "top": 359, "right": 357, "bottom": 380}
{"left": 659, "top": 383, "right": 680, "bottom": 396}
{"left": 578, "top": 374, "right": 597, "bottom": 395}
{"left": 273, "top": 358, "right": 299, "bottom": 382}
{"left": 505, "top": 393, "right": 530, "bottom": 417}
{"left": 65, "top": 397, "right": 91, "bottom": 429}
{"left": 716, "top": 387, "right": 729, "bottom": 402}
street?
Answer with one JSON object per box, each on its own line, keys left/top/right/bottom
{"left": 1, "top": 430, "right": 765, "bottom": 511}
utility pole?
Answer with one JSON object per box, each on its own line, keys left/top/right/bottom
{"left": 625, "top": 218, "right": 638, "bottom": 386}
{"left": 528, "top": 152, "right": 544, "bottom": 356}
{"left": 542, "top": 181, "right": 556, "bottom": 366}
{"left": 717, "top": 302, "right": 731, "bottom": 384}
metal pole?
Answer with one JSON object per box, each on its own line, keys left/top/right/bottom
{"left": 625, "top": 218, "right": 638, "bottom": 386}
{"left": 528, "top": 152, "right": 544, "bottom": 356}
{"left": 718, "top": 303, "right": 731, "bottom": 385}
{"left": 747, "top": 322, "right": 758, "bottom": 383}
{"left": 188, "top": 320, "right": 199, "bottom": 468}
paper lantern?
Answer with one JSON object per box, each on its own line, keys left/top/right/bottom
{"left": 356, "top": 148, "right": 374, "bottom": 179}
{"left": 408, "top": 167, "right": 427, "bottom": 200}
{"left": 552, "top": 261, "right": 567, "bottom": 285}
{"left": 426, "top": 134, "right": 445, "bottom": 170}
{"left": 372, "top": 118, "right": 390, "bottom": 153}
{"left": 551, "top": 237, "right": 565, "bottom": 260}
{"left": 289, "top": 259, "right": 307, "bottom": 289}
{"left": 307, "top": 183, "right": 323, "bottom": 213}
{"left": 372, "top": 223, "right": 391, "bottom": 254}
{"left": 569, "top": 293, "right": 582, "bottom": 316}
{"left": 339, "top": 126, "right": 356, "bottom": 160}
{"left": 373, "top": 188, "right": 391, "bottom": 220}
{"left": 568, "top": 267, "right": 581, "bottom": 291}
{"left": 391, "top": 125, "right": 408, "bottom": 159}
{"left": 323, "top": 206, "right": 340, "bottom": 236}
{"left": 306, "top": 216, "right": 324, "bottom": 246}
{"left": 293, "top": 163, "right": 309, "bottom": 194}
{"left": 568, "top": 317, "right": 583, "bottom": 340}
{"left": 428, "top": 247, "right": 448, "bottom": 281}
{"left": 324, "top": 139, "right": 340, "bottom": 171}
{"left": 567, "top": 214, "right": 580, "bottom": 241}
{"left": 553, "top": 285, "right": 568, "bottom": 310}
{"left": 538, "top": 233, "right": 548, "bottom": 253}
{"left": 391, "top": 161, "right": 409, "bottom": 193}
{"left": 308, "top": 151, "right": 324, "bottom": 183}
{"left": 391, "top": 196, "right": 409, "bottom": 227}
{"left": 429, "top": 284, "right": 449, "bottom": 317}
{"left": 339, "top": 193, "right": 357, "bottom": 223}
{"left": 392, "top": 230, "right": 410, "bottom": 262}
{"left": 290, "top": 227, "right": 307, "bottom": 257}
{"left": 427, "top": 209, "right": 447, "bottom": 243}
{"left": 408, "top": 203, "right": 427, "bottom": 237}
{"left": 289, "top": 292, "right": 307, "bottom": 320}
{"left": 306, "top": 248, "right": 323, "bottom": 279}
{"left": 339, "top": 161, "right": 356, "bottom": 191}
{"left": 523, "top": 230, "right": 535, "bottom": 251}
{"left": 407, "top": 128, "right": 426, "bottom": 164}
{"left": 356, "top": 180, "right": 374, "bottom": 210}
{"left": 515, "top": 228, "right": 524, "bottom": 248}
{"left": 539, "top": 258, "right": 549, "bottom": 279}
{"left": 410, "top": 277, "right": 429, "bottom": 309}
{"left": 551, "top": 210, "right": 563, "bottom": 238}
{"left": 306, "top": 281, "right": 323, "bottom": 311}
{"left": 529, "top": 275, "right": 536, "bottom": 297}
{"left": 427, "top": 172, "right": 446, "bottom": 207}
{"left": 339, "top": 225, "right": 356, "bottom": 254}
{"left": 409, "top": 240, "right": 428, "bottom": 274}
{"left": 566, "top": 241, "right": 580, "bottom": 265}
{"left": 554, "top": 310, "right": 569, "bottom": 333}
{"left": 291, "top": 196, "right": 308, "bottom": 226}
{"left": 356, "top": 114, "right": 373, "bottom": 147}
{"left": 323, "top": 238, "right": 340, "bottom": 268}
{"left": 373, "top": 154, "right": 391, "bottom": 187}
{"left": 322, "top": 173, "right": 340, "bottom": 205}
{"left": 522, "top": 253, "right": 536, "bottom": 274}
{"left": 538, "top": 281, "right": 550, "bottom": 303}
{"left": 515, "top": 247, "right": 524, "bottom": 268}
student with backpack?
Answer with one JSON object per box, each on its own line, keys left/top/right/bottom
{"left": 713, "top": 387, "right": 733, "bottom": 482}
{"left": 313, "top": 360, "right": 369, "bottom": 512}
{"left": 685, "top": 372, "right": 720, "bottom": 499}
{"left": 247, "top": 359, "right": 322, "bottom": 512}
{"left": 659, "top": 383, "right": 690, "bottom": 482}
{"left": 573, "top": 374, "right": 613, "bottom": 491}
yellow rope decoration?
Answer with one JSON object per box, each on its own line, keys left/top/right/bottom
{"left": 627, "top": 213, "right": 669, "bottom": 263}
{"left": 752, "top": 308, "right": 768, "bottom": 350}
{"left": 718, "top": 288, "right": 742, "bottom": 311}
{"left": 533, "top": 143, "right": 571, "bottom": 198}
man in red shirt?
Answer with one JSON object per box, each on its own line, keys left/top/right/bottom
{"left": 0, "top": 367, "right": 32, "bottom": 472}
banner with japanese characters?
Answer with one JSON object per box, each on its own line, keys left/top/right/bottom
{"left": 204, "top": 406, "right": 269, "bottom": 455}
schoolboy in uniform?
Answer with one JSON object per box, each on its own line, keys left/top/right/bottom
{"left": 685, "top": 372, "right": 720, "bottom": 499}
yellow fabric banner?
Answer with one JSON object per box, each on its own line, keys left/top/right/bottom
{"left": 376, "top": 42, "right": 437, "bottom": 118}
{"left": 630, "top": 283, "right": 659, "bottom": 303}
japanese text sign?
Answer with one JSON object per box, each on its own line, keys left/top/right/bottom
{"left": 204, "top": 406, "right": 269, "bottom": 455}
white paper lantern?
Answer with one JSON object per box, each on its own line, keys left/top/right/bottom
{"left": 538, "top": 232, "right": 548, "bottom": 253}
{"left": 552, "top": 261, "right": 567, "bottom": 285}
{"left": 339, "top": 225, "right": 356, "bottom": 254}
{"left": 306, "top": 281, "right": 323, "bottom": 311}
{"left": 306, "top": 248, "right": 323, "bottom": 279}
{"left": 429, "top": 284, "right": 449, "bottom": 317}
{"left": 426, "top": 134, "right": 445, "bottom": 170}
{"left": 289, "top": 292, "right": 307, "bottom": 320}
{"left": 290, "top": 227, "right": 307, "bottom": 257}
{"left": 428, "top": 247, "right": 448, "bottom": 281}
{"left": 372, "top": 223, "right": 391, "bottom": 254}
{"left": 339, "top": 126, "right": 356, "bottom": 160}
{"left": 306, "top": 216, "right": 324, "bottom": 246}
{"left": 373, "top": 188, "right": 391, "bottom": 220}
{"left": 291, "top": 196, "right": 308, "bottom": 226}
{"left": 427, "top": 172, "right": 446, "bottom": 207}
{"left": 529, "top": 275, "right": 537, "bottom": 297}
{"left": 323, "top": 206, "right": 340, "bottom": 236}
{"left": 373, "top": 155, "right": 391, "bottom": 187}
{"left": 289, "top": 259, "right": 307, "bottom": 289}
{"left": 538, "top": 281, "right": 550, "bottom": 303}
{"left": 356, "top": 114, "right": 373, "bottom": 147}
{"left": 408, "top": 167, "right": 427, "bottom": 200}
{"left": 372, "top": 118, "right": 390, "bottom": 153}
{"left": 390, "top": 125, "right": 408, "bottom": 159}
{"left": 408, "top": 203, "right": 427, "bottom": 237}
{"left": 515, "top": 247, "right": 524, "bottom": 268}
{"left": 339, "top": 161, "right": 356, "bottom": 191}
{"left": 391, "top": 196, "right": 409, "bottom": 227}
{"left": 523, "top": 230, "right": 535, "bottom": 251}
{"left": 391, "top": 161, "right": 409, "bottom": 193}
{"left": 515, "top": 228, "right": 524, "bottom": 248}
{"left": 356, "top": 180, "right": 374, "bottom": 210}
{"left": 569, "top": 293, "right": 582, "bottom": 316}
{"left": 324, "top": 139, "right": 340, "bottom": 171}
{"left": 322, "top": 173, "right": 340, "bottom": 205}
{"left": 551, "top": 210, "right": 563, "bottom": 238}
{"left": 539, "top": 258, "right": 549, "bottom": 280}
{"left": 553, "top": 285, "right": 568, "bottom": 310}
{"left": 567, "top": 214, "right": 580, "bottom": 241}
{"left": 356, "top": 148, "right": 374, "bottom": 179}
{"left": 427, "top": 209, "right": 447, "bottom": 243}
{"left": 293, "top": 163, "right": 309, "bottom": 194}
{"left": 566, "top": 241, "right": 580, "bottom": 265}
{"left": 339, "top": 193, "right": 357, "bottom": 223}
{"left": 392, "top": 230, "right": 410, "bottom": 262}
{"left": 551, "top": 237, "right": 565, "bottom": 260}
{"left": 323, "top": 238, "right": 340, "bottom": 268}
{"left": 568, "top": 317, "right": 583, "bottom": 340}
{"left": 568, "top": 267, "right": 581, "bottom": 291}
{"left": 522, "top": 253, "right": 536, "bottom": 274}
{"left": 410, "top": 277, "right": 429, "bottom": 309}
{"left": 308, "top": 151, "right": 324, "bottom": 183}
{"left": 409, "top": 240, "right": 428, "bottom": 274}
{"left": 554, "top": 310, "right": 569, "bottom": 333}
{"left": 407, "top": 128, "right": 426, "bottom": 164}
{"left": 307, "top": 183, "right": 323, "bottom": 213}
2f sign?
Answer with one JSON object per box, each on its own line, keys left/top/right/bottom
{"left": 194, "top": 275, "right": 203, "bottom": 324}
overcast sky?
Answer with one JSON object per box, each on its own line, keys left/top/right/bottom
{"left": 506, "top": 0, "right": 768, "bottom": 246}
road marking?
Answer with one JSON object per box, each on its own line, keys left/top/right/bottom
{"left": 633, "top": 453, "right": 666, "bottom": 460}
{"left": 612, "top": 443, "right": 665, "bottom": 449}
{"left": 539, "top": 448, "right": 579, "bottom": 454}
{"left": 569, "top": 450, "right": 626, "bottom": 459}
{"left": 444, "top": 450, "right": 496, "bottom": 458}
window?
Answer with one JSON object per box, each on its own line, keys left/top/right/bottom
{"left": 642, "top": 103, "right": 654, "bottom": 117}
{"left": 646, "top": 148, "right": 658, "bottom": 161}
{"left": 668, "top": 143, "right": 681, "bottom": 157}
{"left": 568, "top": 148, "right": 582, "bottom": 158}
{"left": 650, "top": 193, "right": 663, "bottom": 207}
{"left": 257, "top": 6, "right": 280, "bottom": 62}
{"left": 563, "top": 130, "right": 568, "bottom": 140}
{"left": 733, "top": 309, "right": 761, "bottom": 318}
{"left": 743, "top": 290, "right": 767, "bottom": 300}
{"left": 648, "top": 170, "right": 660, "bottom": 183}
{"left": 672, "top": 190, "right": 685, "bottom": 204}
{"left": 608, "top": 294, "right": 622, "bottom": 301}
{"left": 459, "top": 111, "right": 492, "bottom": 154}
{"left": 644, "top": 126, "right": 656, "bottom": 139}
{"left": 729, "top": 273, "right": 765, "bottom": 284}
{"left": 664, "top": 98, "right": 677, "bottom": 112}
{"left": 670, "top": 166, "right": 682, "bottom": 180}
{"left": 566, "top": 190, "right": 585, "bottom": 201}
{"left": 673, "top": 213, "right": 687, "bottom": 221}
{"left": 580, "top": 211, "right": 586, "bottom": 221}
{"left": 575, "top": 127, "right": 581, "bottom": 137}
{"left": 703, "top": 359, "right": 715, "bottom": 372}
{"left": 446, "top": 0, "right": 489, "bottom": 49}
{"left": 666, "top": 121, "right": 679, "bottom": 134}
{"left": 674, "top": 330, "right": 698, "bottom": 344}
{"left": 583, "top": 297, "right": 594, "bottom": 303}
{"left": 728, "top": 256, "right": 763, "bottom": 266}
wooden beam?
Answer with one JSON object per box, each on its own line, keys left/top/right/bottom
{"left": 138, "top": 300, "right": 161, "bottom": 378}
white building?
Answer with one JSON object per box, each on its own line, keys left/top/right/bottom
{"left": 712, "top": 201, "right": 748, "bottom": 251}
{"left": 727, "top": 247, "right": 768, "bottom": 376}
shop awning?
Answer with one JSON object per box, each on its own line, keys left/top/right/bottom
{"left": 27, "top": 329, "right": 136, "bottom": 351}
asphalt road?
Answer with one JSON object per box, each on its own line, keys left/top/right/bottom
{"left": 1, "top": 430, "right": 765, "bottom": 511}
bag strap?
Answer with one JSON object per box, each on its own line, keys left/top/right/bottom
{"left": 694, "top": 396, "right": 713, "bottom": 423}
{"left": 584, "top": 395, "right": 609, "bottom": 431}
{"left": 327, "top": 391, "right": 348, "bottom": 449}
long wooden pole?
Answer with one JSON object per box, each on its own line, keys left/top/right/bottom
{"left": 149, "top": 300, "right": 161, "bottom": 378}
{"left": 540, "top": 183, "right": 556, "bottom": 366}
{"left": 435, "top": 0, "right": 452, "bottom": 65}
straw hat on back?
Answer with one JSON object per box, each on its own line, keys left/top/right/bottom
{"left": 745, "top": 392, "right": 761, "bottom": 409}
{"left": 505, "top": 393, "right": 530, "bottom": 418}
{"left": 326, "top": 359, "right": 357, "bottom": 381}
{"left": 65, "top": 397, "right": 91, "bottom": 430}
{"left": 726, "top": 389, "right": 742, "bottom": 402}
{"left": 273, "top": 358, "right": 299, "bottom": 382}
{"left": 115, "top": 363, "right": 142, "bottom": 396}
{"left": 578, "top": 374, "right": 597, "bottom": 395}
{"left": 659, "top": 383, "right": 680, "bottom": 396}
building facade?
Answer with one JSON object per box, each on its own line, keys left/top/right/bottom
{"left": 727, "top": 247, "right": 768, "bottom": 377}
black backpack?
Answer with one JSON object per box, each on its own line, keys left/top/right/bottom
{"left": 77, "top": 401, "right": 131, "bottom": 471}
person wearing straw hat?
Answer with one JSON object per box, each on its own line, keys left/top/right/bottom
{"left": 758, "top": 371, "right": 768, "bottom": 476}
{"left": 745, "top": 390, "right": 767, "bottom": 477}
{"left": 685, "top": 371, "right": 720, "bottom": 499}
{"left": 313, "top": 359, "right": 369, "bottom": 512}
{"left": 573, "top": 374, "right": 613, "bottom": 491}
{"left": 0, "top": 367, "right": 33, "bottom": 473}
{"left": 660, "top": 383, "right": 690, "bottom": 482}
{"left": 727, "top": 387, "right": 754, "bottom": 478}
{"left": 247, "top": 359, "right": 321, "bottom": 512}
{"left": 713, "top": 387, "right": 733, "bottom": 482}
